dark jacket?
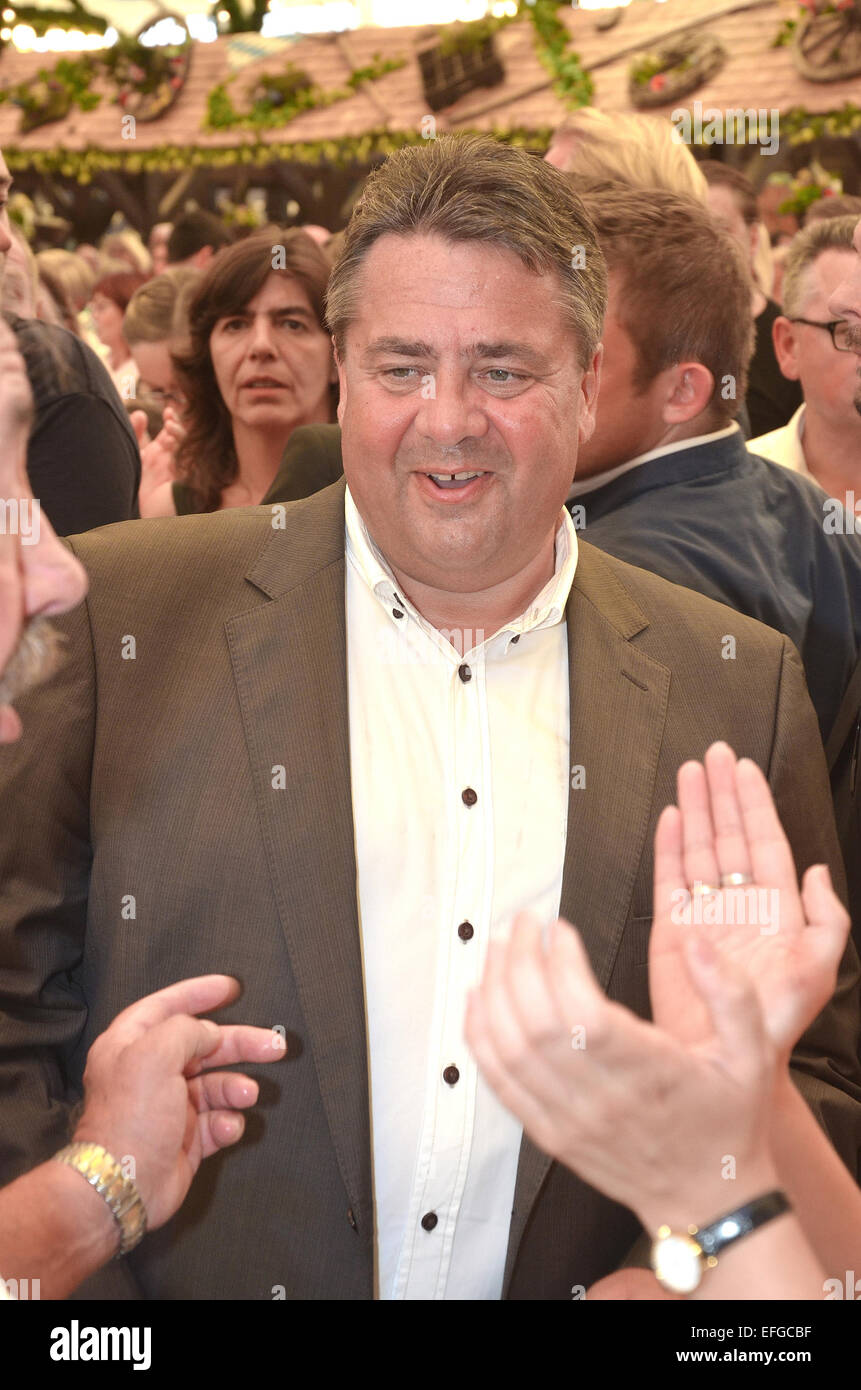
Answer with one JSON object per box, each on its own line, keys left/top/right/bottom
{"left": 10, "top": 314, "right": 141, "bottom": 535}
{"left": 570, "top": 429, "right": 861, "bottom": 746}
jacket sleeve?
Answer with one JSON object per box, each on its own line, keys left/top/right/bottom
{"left": 0, "top": 567, "right": 141, "bottom": 1297}
{"left": 770, "top": 638, "right": 861, "bottom": 1178}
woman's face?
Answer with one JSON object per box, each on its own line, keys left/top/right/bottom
{"left": 90, "top": 292, "right": 126, "bottom": 349}
{"left": 131, "top": 339, "right": 185, "bottom": 410}
{"left": 208, "top": 272, "right": 336, "bottom": 435}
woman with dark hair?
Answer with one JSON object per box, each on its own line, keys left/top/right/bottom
{"left": 90, "top": 270, "right": 150, "bottom": 400}
{"left": 140, "top": 229, "right": 337, "bottom": 516}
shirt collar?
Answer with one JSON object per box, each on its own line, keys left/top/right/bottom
{"left": 344, "top": 484, "right": 578, "bottom": 652}
{"left": 567, "top": 422, "right": 742, "bottom": 500}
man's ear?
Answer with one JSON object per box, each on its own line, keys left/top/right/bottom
{"left": 771, "top": 315, "right": 800, "bottom": 380}
{"left": 577, "top": 343, "right": 603, "bottom": 446}
{"left": 662, "top": 361, "right": 714, "bottom": 426}
{"left": 333, "top": 339, "right": 346, "bottom": 425}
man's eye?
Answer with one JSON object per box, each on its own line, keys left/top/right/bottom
{"left": 222, "top": 319, "right": 246, "bottom": 332}
{"left": 384, "top": 367, "right": 419, "bottom": 381}
{"left": 482, "top": 369, "right": 528, "bottom": 388}
{"left": 278, "top": 317, "right": 307, "bottom": 331}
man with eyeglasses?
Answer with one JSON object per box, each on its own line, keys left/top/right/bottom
{"left": 750, "top": 216, "right": 861, "bottom": 510}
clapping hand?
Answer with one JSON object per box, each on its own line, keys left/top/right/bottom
{"left": 649, "top": 742, "right": 850, "bottom": 1063}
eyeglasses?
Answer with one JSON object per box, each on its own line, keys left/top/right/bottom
{"left": 787, "top": 318, "right": 856, "bottom": 352}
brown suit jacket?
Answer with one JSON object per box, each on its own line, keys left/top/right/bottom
{"left": 0, "top": 476, "right": 859, "bottom": 1300}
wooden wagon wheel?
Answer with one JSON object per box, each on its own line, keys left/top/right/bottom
{"left": 109, "top": 13, "right": 192, "bottom": 123}
{"left": 793, "top": 4, "right": 861, "bottom": 82}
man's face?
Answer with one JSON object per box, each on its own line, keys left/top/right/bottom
{"left": 336, "top": 233, "right": 600, "bottom": 595}
{"left": 574, "top": 271, "right": 666, "bottom": 480}
{"left": 0, "top": 319, "right": 88, "bottom": 743}
{"left": 0, "top": 153, "right": 14, "bottom": 291}
{"left": 781, "top": 249, "right": 861, "bottom": 421}
{"left": 209, "top": 272, "right": 335, "bottom": 434}
{"left": 705, "top": 185, "right": 757, "bottom": 270}
{"left": 828, "top": 217, "right": 861, "bottom": 354}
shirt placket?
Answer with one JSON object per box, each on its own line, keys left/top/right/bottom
{"left": 394, "top": 639, "right": 491, "bottom": 1299}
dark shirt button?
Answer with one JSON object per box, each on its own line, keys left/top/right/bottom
{"left": 510, "top": 634, "right": 520, "bottom": 645}
{"left": 392, "top": 608, "right": 404, "bottom": 619}
{"left": 443, "top": 1065, "right": 460, "bottom": 1086}
{"left": 458, "top": 921, "right": 474, "bottom": 941}
{"left": 347, "top": 1207, "right": 357, "bottom": 1231}
{"left": 421, "top": 1212, "right": 438, "bottom": 1232}
{"left": 461, "top": 787, "right": 478, "bottom": 807}
{"left": 458, "top": 663, "right": 472, "bottom": 683}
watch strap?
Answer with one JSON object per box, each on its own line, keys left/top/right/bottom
{"left": 697, "top": 1189, "right": 790, "bottom": 1260}
{"left": 53, "top": 1141, "right": 147, "bottom": 1257}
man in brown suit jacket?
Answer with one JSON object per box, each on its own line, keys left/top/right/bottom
{"left": 0, "top": 136, "right": 859, "bottom": 1301}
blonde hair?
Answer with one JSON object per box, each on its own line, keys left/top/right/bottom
{"left": 551, "top": 108, "right": 708, "bottom": 202}
{"left": 34, "top": 249, "right": 96, "bottom": 312}
{"left": 123, "top": 265, "right": 201, "bottom": 346}
{"left": 781, "top": 214, "right": 860, "bottom": 318}
{"left": 99, "top": 228, "right": 152, "bottom": 276}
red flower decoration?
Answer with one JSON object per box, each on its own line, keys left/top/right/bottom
{"left": 649, "top": 73, "right": 667, "bottom": 92}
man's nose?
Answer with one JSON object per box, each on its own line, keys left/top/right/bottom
{"left": 414, "top": 369, "right": 488, "bottom": 446}
{"left": 23, "top": 515, "right": 89, "bottom": 620}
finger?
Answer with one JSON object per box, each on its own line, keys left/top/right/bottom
{"left": 544, "top": 918, "right": 614, "bottom": 1055}
{"left": 187, "top": 1070, "right": 260, "bottom": 1112}
{"left": 129, "top": 410, "right": 149, "bottom": 445}
{"left": 652, "top": 804, "right": 685, "bottom": 931}
{"left": 0, "top": 704, "right": 22, "bottom": 744}
{"left": 504, "top": 911, "right": 567, "bottom": 1046}
{"left": 465, "top": 987, "right": 573, "bottom": 1146}
{"left": 197, "top": 1109, "right": 246, "bottom": 1159}
{"left": 183, "top": 1023, "right": 287, "bottom": 1075}
{"left": 800, "top": 864, "right": 851, "bottom": 975}
{"left": 677, "top": 761, "right": 721, "bottom": 892}
{"left": 703, "top": 742, "right": 753, "bottom": 883}
{"left": 682, "top": 933, "right": 770, "bottom": 1085}
{"left": 734, "top": 757, "right": 799, "bottom": 892}
{"left": 106, "top": 976, "right": 242, "bottom": 1047}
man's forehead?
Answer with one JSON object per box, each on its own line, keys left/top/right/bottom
{"left": 807, "top": 247, "right": 858, "bottom": 299}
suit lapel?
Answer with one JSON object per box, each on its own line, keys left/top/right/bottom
{"left": 503, "top": 544, "right": 671, "bottom": 1295}
{"left": 226, "top": 481, "right": 373, "bottom": 1229}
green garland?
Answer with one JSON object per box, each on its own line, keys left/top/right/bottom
{"left": 780, "top": 100, "right": 861, "bottom": 142}
{"left": 0, "top": 56, "right": 100, "bottom": 132}
{"left": 205, "top": 54, "right": 407, "bottom": 132}
{"left": 527, "top": 0, "right": 593, "bottom": 108}
{"left": 0, "top": 125, "right": 555, "bottom": 180}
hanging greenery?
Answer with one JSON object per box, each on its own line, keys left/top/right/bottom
{"left": 205, "top": 54, "right": 407, "bottom": 133}
{"left": 0, "top": 55, "right": 99, "bottom": 131}
{"left": 209, "top": 0, "right": 269, "bottom": 34}
{"left": 780, "top": 99, "right": 861, "bottom": 140}
{"left": 0, "top": 125, "right": 554, "bottom": 181}
{"left": 528, "top": 0, "right": 593, "bottom": 108}
{"left": 0, "top": 1, "right": 108, "bottom": 41}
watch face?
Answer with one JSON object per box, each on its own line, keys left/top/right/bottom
{"left": 653, "top": 1235, "right": 702, "bottom": 1294}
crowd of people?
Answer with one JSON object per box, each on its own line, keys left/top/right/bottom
{"left": 1, "top": 108, "right": 861, "bottom": 1303}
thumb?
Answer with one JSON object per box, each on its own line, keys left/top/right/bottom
{"left": 800, "top": 864, "right": 851, "bottom": 975}
{"left": 682, "top": 933, "right": 769, "bottom": 1077}
{"left": 130, "top": 410, "right": 149, "bottom": 445}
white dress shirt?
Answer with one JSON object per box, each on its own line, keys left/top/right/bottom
{"left": 749, "top": 404, "right": 808, "bottom": 474}
{"left": 345, "top": 486, "right": 576, "bottom": 1300}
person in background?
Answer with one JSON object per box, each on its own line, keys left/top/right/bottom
{"left": 33, "top": 248, "right": 95, "bottom": 337}
{"left": 90, "top": 270, "right": 150, "bottom": 402}
{"left": 98, "top": 227, "right": 152, "bottom": 277}
{"left": 0, "top": 149, "right": 141, "bottom": 536}
{"left": 569, "top": 183, "right": 861, "bottom": 755}
{"left": 148, "top": 220, "right": 173, "bottom": 275}
{"left": 804, "top": 193, "right": 861, "bottom": 227}
{"left": 122, "top": 266, "right": 200, "bottom": 505}
{"left": 700, "top": 161, "right": 803, "bottom": 437}
{"left": 141, "top": 228, "right": 338, "bottom": 516}
{"left": 167, "top": 209, "right": 234, "bottom": 271}
{"left": 0, "top": 223, "right": 38, "bottom": 318}
{"left": 545, "top": 107, "right": 707, "bottom": 200}
{"left": 749, "top": 216, "right": 861, "bottom": 509}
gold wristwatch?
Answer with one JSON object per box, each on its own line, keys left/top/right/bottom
{"left": 651, "top": 1190, "right": 789, "bottom": 1294}
{"left": 54, "top": 1141, "right": 147, "bottom": 1257}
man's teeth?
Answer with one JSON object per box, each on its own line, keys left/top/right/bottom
{"left": 428, "top": 470, "right": 484, "bottom": 482}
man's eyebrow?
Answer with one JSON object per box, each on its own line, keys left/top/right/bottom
{"left": 364, "top": 337, "right": 436, "bottom": 357}
{"left": 362, "top": 337, "right": 549, "bottom": 368}
{"left": 222, "top": 305, "right": 314, "bottom": 319}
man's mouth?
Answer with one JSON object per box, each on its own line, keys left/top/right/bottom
{"left": 423, "top": 470, "right": 488, "bottom": 491}
{"left": 242, "top": 377, "right": 286, "bottom": 389}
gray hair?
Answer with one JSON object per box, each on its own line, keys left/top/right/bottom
{"left": 325, "top": 134, "right": 607, "bottom": 371}
{"left": 782, "top": 215, "right": 860, "bottom": 318}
